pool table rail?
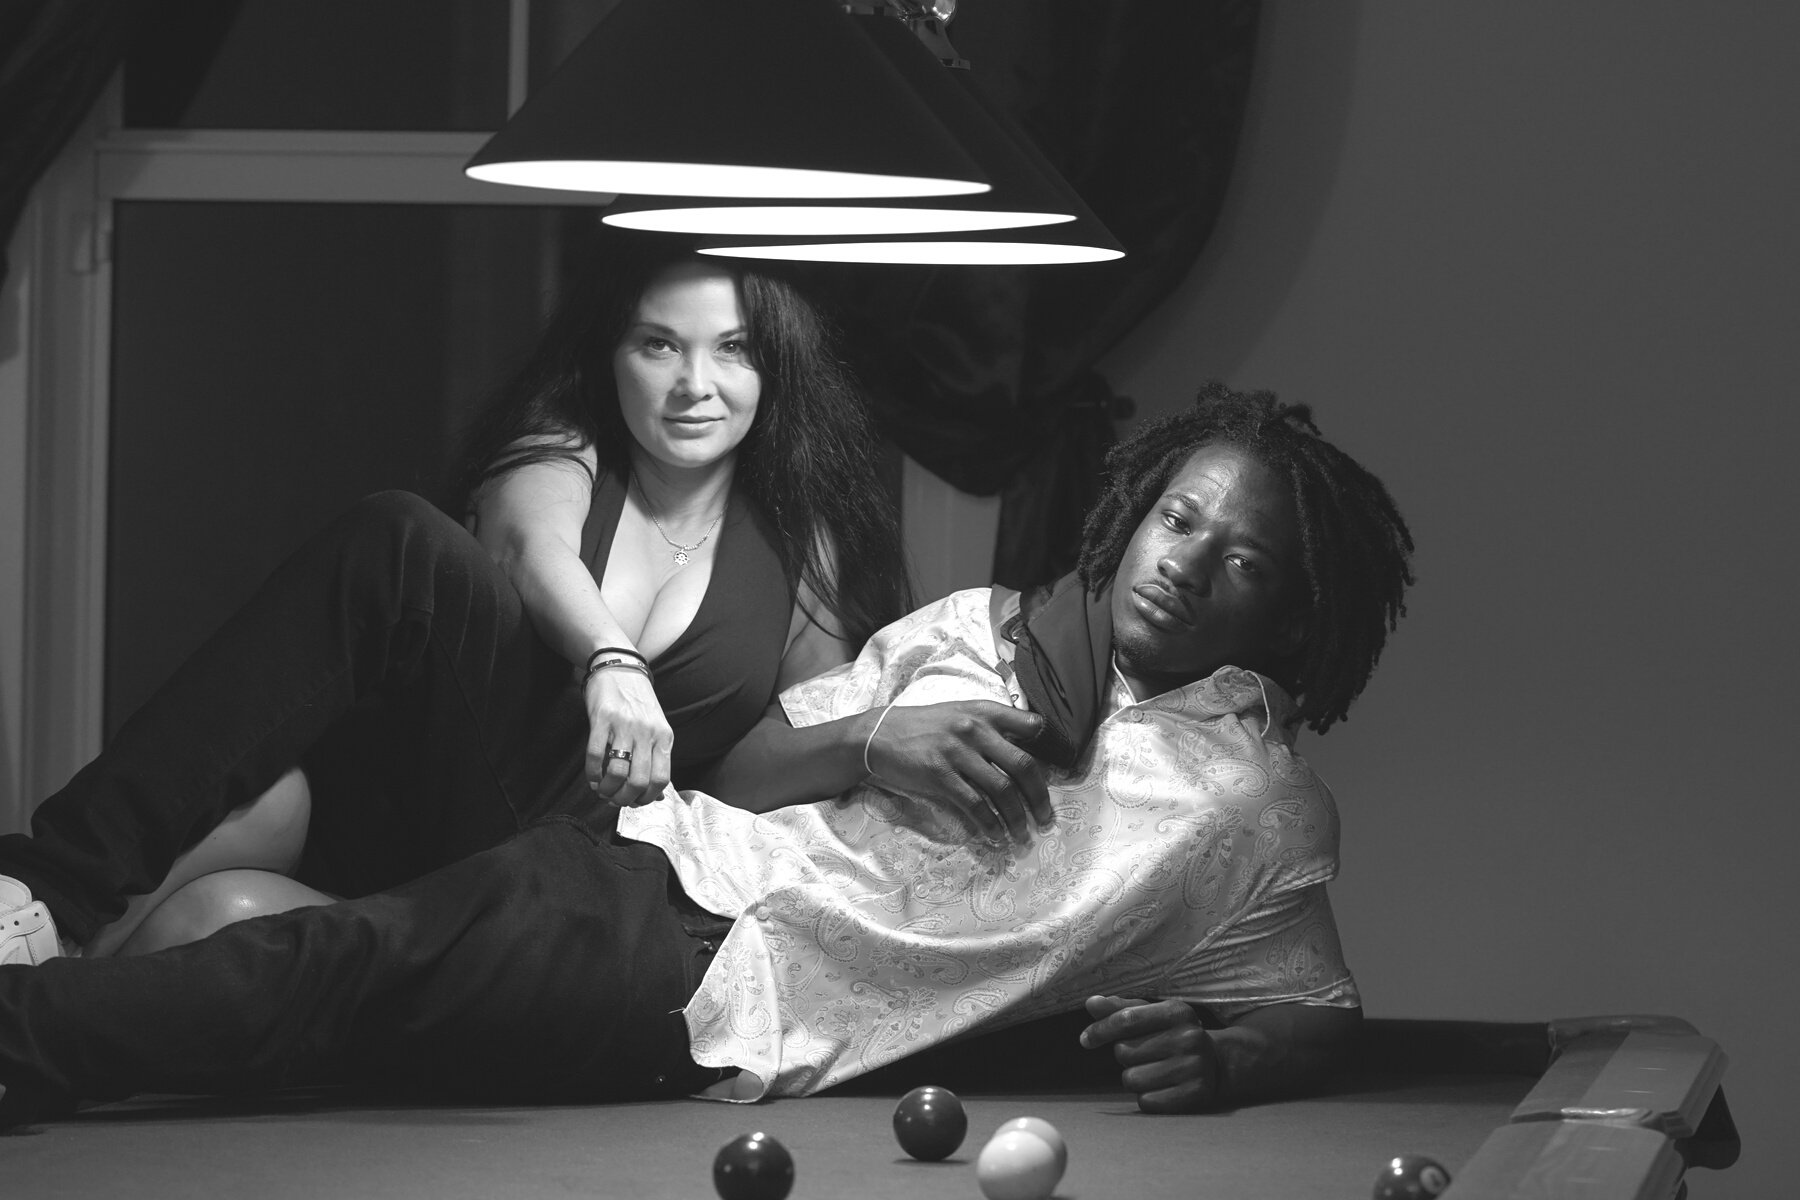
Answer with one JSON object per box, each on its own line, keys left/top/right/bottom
{"left": 1430, "top": 1014, "right": 1739, "bottom": 1199}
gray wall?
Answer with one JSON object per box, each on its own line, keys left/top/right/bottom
{"left": 1101, "top": 4, "right": 1799, "bottom": 1195}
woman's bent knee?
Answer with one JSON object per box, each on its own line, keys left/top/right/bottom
{"left": 339, "top": 491, "right": 494, "bottom": 588}
{"left": 358, "top": 489, "right": 476, "bottom": 539}
{"left": 207, "top": 766, "right": 312, "bottom": 876}
{"left": 120, "top": 869, "right": 333, "bottom": 955}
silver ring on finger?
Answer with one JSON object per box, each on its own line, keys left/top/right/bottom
{"left": 606, "top": 747, "right": 633, "bottom": 763}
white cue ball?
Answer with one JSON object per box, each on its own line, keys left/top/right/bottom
{"left": 977, "top": 1129, "right": 1065, "bottom": 1200}
{"left": 993, "top": 1116, "right": 1067, "bottom": 1176}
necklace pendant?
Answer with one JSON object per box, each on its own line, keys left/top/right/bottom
{"left": 672, "top": 549, "right": 691, "bottom": 567}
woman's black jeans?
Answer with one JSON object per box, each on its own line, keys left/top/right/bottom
{"left": 3, "top": 490, "right": 587, "bottom": 937}
{"left": 0, "top": 492, "right": 723, "bottom": 1123}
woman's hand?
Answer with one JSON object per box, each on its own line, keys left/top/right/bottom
{"left": 864, "top": 700, "right": 1052, "bottom": 847}
{"left": 583, "top": 666, "right": 674, "bottom": 807}
{"left": 470, "top": 451, "right": 681, "bottom": 807}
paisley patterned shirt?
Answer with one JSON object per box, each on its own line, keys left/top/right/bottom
{"left": 617, "top": 588, "right": 1356, "bottom": 1099}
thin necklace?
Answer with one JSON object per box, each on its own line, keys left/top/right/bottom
{"left": 633, "top": 475, "right": 723, "bottom": 567}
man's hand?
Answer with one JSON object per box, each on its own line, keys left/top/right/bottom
{"left": 1080, "top": 995, "right": 1222, "bottom": 1113}
{"left": 1082, "top": 995, "right": 1363, "bottom": 1112}
{"left": 864, "top": 701, "right": 1053, "bottom": 847}
{"left": 701, "top": 696, "right": 1053, "bottom": 826}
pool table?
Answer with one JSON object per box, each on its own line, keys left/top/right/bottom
{"left": 1, "top": 1012, "right": 1737, "bottom": 1199}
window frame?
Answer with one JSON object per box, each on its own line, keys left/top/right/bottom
{"left": 1, "top": 2, "right": 608, "bottom": 822}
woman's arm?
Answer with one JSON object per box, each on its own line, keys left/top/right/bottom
{"left": 772, "top": 557, "right": 861, "bottom": 694}
{"left": 698, "top": 549, "right": 1051, "bottom": 839}
{"left": 698, "top": 699, "right": 1051, "bottom": 843}
{"left": 691, "top": 550, "right": 869, "bottom": 809}
{"left": 468, "top": 452, "right": 670, "bottom": 806}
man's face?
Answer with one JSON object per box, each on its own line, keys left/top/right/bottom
{"left": 1109, "top": 442, "right": 1307, "bottom": 700}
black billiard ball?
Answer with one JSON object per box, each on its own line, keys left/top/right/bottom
{"left": 713, "top": 1131, "right": 795, "bottom": 1200}
{"left": 1372, "top": 1153, "right": 1451, "bottom": 1200}
{"left": 892, "top": 1084, "right": 968, "bottom": 1161}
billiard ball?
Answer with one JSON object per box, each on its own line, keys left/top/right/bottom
{"left": 892, "top": 1085, "right": 968, "bottom": 1161}
{"left": 994, "top": 1117, "right": 1066, "bottom": 1177}
{"left": 712, "top": 1131, "right": 794, "bottom": 1200}
{"left": 976, "top": 1128, "right": 1065, "bottom": 1200}
{"left": 1372, "top": 1153, "right": 1451, "bottom": 1200}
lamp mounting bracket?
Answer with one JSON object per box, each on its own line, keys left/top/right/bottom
{"left": 842, "top": 0, "right": 968, "bottom": 69}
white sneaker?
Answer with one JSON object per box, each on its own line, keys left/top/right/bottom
{"left": 0, "top": 873, "right": 30, "bottom": 914}
{"left": 0, "top": 902, "right": 62, "bottom": 966}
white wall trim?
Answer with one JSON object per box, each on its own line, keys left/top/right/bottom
{"left": 11, "top": 111, "right": 113, "bottom": 817}
{"left": 901, "top": 455, "right": 1000, "bottom": 605}
{"left": 0, "top": 214, "right": 30, "bottom": 824}
{"left": 94, "top": 129, "right": 611, "bottom": 206}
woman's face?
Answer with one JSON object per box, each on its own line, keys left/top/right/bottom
{"left": 612, "top": 261, "right": 761, "bottom": 473}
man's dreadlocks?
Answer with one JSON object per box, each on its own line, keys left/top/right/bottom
{"left": 1078, "top": 382, "right": 1415, "bottom": 733}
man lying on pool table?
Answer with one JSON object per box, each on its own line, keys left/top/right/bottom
{"left": 0, "top": 383, "right": 1414, "bottom": 1126}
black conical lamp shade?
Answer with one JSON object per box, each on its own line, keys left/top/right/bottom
{"left": 465, "top": 0, "right": 990, "bottom": 199}
{"left": 603, "top": 10, "right": 1082, "bottom": 237}
{"left": 695, "top": 19, "right": 1124, "bottom": 265}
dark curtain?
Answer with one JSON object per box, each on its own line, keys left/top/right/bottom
{"left": 0, "top": 0, "right": 242, "bottom": 283}
{"left": 0, "top": 2, "right": 144, "bottom": 282}
{"left": 832, "top": 0, "right": 1261, "bottom": 589}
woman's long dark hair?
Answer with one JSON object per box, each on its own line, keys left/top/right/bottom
{"left": 451, "top": 230, "right": 912, "bottom": 646}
